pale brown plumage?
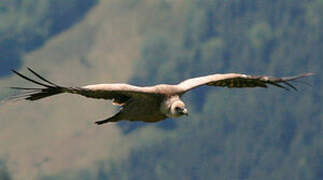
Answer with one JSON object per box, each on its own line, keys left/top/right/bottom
{"left": 10, "top": 68, "right": 313, "bottom": 125}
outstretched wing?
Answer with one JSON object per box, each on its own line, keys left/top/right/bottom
{"left": 177, "top": 73, "right": 314, "bottom": 93}
{"left": 10, "top": 68, "right": 159, "bottom": 104}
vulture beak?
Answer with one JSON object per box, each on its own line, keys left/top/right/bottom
{"left": 181, "top": 108, "right": 188, "bottom": 116}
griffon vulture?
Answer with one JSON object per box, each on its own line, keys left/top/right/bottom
{"left": 10, "top": 68, "right": 313, "bottom": 125}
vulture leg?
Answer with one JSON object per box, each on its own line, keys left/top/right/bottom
{"left": 95, "top": 111, "right": 122, "bottom": 125}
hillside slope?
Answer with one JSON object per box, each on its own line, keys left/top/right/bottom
{"left": 0, "top": 1, "right": 174, "bottom": 179}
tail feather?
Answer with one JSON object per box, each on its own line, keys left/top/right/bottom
{"left": 10, "top": 68, "right": 66, "bottom": 101}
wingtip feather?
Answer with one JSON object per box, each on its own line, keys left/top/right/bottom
{"left": 26, "top": 67, "right": 59, "bottom": 86}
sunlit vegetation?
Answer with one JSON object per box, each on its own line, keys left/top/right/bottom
{"left": 0, "top": 0, "right": 98, "bottom": 76}
{"left": 114, "top": 0, "right": 322, "bottom": 179}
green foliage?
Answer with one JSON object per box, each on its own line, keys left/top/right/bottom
{"left": 248, "top": 22, "right": 273, "bottom": 48}
{"left": 3, "top": 0, "right": 322, "bottom": 179}
{"left": 0, "top": 0, "right": 98, "bottom": 76}
{"left": 0, "top": 160, "right": 11, "bottom": 180}
{"left": 113, "top": 0, "right": 323, "bottom": 179}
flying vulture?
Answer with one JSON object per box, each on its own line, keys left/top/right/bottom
{"left": 10, "top": 68, "right": 313, "bottom": 125}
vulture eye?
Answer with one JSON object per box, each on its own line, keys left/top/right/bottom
{"left": 175, "top": 107, "right": 182, "bottom": 111}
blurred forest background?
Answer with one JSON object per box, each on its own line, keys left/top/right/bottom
{"left": 0, "top": 0, "right": 322, "bottom": 179}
